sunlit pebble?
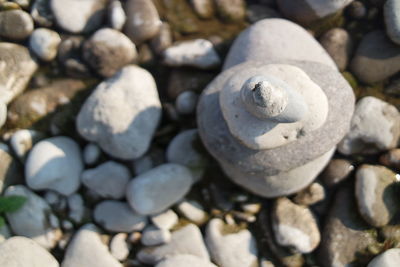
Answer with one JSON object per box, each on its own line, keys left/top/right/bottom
{"left": 395, "top": 174, "right": 400, "bottom": 182}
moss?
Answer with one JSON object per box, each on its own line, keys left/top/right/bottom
{"left": 342, "top": 71, "right": 359, "bottom": 90}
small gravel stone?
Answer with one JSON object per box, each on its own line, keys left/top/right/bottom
{"left": 126, "top": 163, "right": 194, "bottom": 215}
{"left": 367, "top": 248, "right": 400, "bottom": 267}
{"left": 355, "top": 165, "right": 399, "bottom": 227}
{"left": 163, "top": 39, "right": 221, "bottom": 69}
{"left": 351, "top": 31, "right": 400, "bottom": 84}
{"left": 166, "top": 129, "right": 207, "bottom": 182}
{"left": 214, "top": 0, "right": 245, "bottom": 22}
{"left": 67, "top": 193, "right": 85, "bottom": 224}
{"left": 108, "top": 0, "right": 126, "bottom": 31}
{"left": 51, "top": 0, "right": 108, "bottom": 34}
{"left": 31, "top": 0, "right": 53, "bottom": 27}
{"left": 384, "top": 0, "right": 400, "bottom": 45}
{"left": 62, "top": 224, "right": 122, "bottom": 267}
{"left": 0, "top": 9, "right": 34, "bottom": 40}
{"left": 321, "top": 159, "right": 354, "bottom": 187}
{"left": 191, "top": 0, "right": 215, "bottom": 19}
{"left": 83, "top": 28, "right": 137, "bottom": 77}
{"left": 150, "top": 22, "right": 173, "bottom": 55}
{"left": 137, "top": 223, "right": 210, "bottom": 265}
{"left": 338, "top": 96, "right": 400, "bottom": 155}
{"left": 319, "top": 28, "right": 352, "bottom": 71}
{"left": 83, "top": 143, "right": 101, "bottom": 165}
{"left": 175, "top": 91, "right": 199, "bottom": 115}
{"left": 293, "top": 182, "right": 325, "bottom": 206}
{"left": 4, "top": 185, "right": 62, "bottom": 249}
{"left": 141, "top": 225, "right": 171, "bottom": 246}
{"left": 123, "top": 0, "right": 162, "bottom": 44}
{"left": 380, "top": 149, "right": 400, "bottom": 171}
{"left": 81, "top": 161, "right": 130, "bottom": 199}
{"left": 110, "top": 233, "right": 130, "bottom": 261}
{"left": 25, "top": 136, "right": 83, "bottom": 196}
{"left": 94, "top": 200, "right": 147, "bottom": 233}
{"left": 0, "top": 236, "right": 59, "bottom": 267}
{"left": 151, "top": 209, "right": 179, "bottom": 230}
{"left": 76, "top": 65, "right": 162, "bottom": 160}
{"left": 272, "top": 197, "right": 320, "bottom": 254}
{"left": 205, "top": 218, "right": 258, "bottom": 267}
{"left": 156, "top": 254, "right": 217, "bottom": 267}
{"left": 29, "top": 28, "right": 61, "bottom": 61}
{"left": 10, "top": 129, "right": 44, "bottom": 162}
{"left": 176, "top": 200, "right": 208, "bottom": 224}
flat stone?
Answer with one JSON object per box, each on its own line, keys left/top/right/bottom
{"left": 156, "top": 254, "right": 217, "bottom": 267}
{"left": 272, "top": 198, "right": 320, "bottom": 253}
{"left": 94, "top": 200, "right": 147, "bottom": 233}
{"left": 126, "top": 163, "right": 194, "bottom": 215}
{"left": 355, "top": 165, "right": 399, "bottom": 227}
{"left": 277, "top": 0, "right": 353, "bottom": 25}
{"left": 0, "top": 9, "right": 34, "bottom": 40}
{"left": 338, "top": 96, "right": 400, "bottom": 155}
{"left": 62, "top": 224, "right": 122, "bottom": 267}
{"left": 223, "top": 18, "right": 337, "bottom": 70}
{"left": 51, "top": 0, "right": 108, "bottom": 33}
{"left": 141, "top": 225, "right": 171, "bottom": 246}
{"left": 384, "top": 0, "right": 400, "bottom": 45}
{"left": 29, "top": 28, "right": 61, "bottom": 61}
{"left": 350, "top": 31, "right": 400, "bottom": 84}
{"left": 137, "top": 224, "right": 210, "bottom": 265}
{"left": 76, "top": 65, "right": 161, "bottom": 160}
{"left": 110, "top": 233, "right": 130, "bottom": 261}
{"left": 4, "top": 185, "right": 62, "bottom": 249}
{"left": 368, "top": 248, "right": 400, "bottom": 267}
{"left": 25, "top": 136, "right": 83, "bottom": 196}
{"left": 81, "top": 161, "right": 130, "bottom": 199}
{"left": 0, "top": 236, "right": 59, "bottom": 267}
{"left": 0, "top": 144, "right": 23, "bottom": 193}
{"left": 198, "top": 60, "right": 354, "bottom": 175}
{"left": 163, "top": 39, "right": 221, "bottom": 69}
{"left": 151, "top": 209, "right": 179, "bottom": 230}
{"left": 123, "top": 0, "right": 161, "bottom": 44}
{"left": 0, "top": 43, "right": 38, "bottom": 104}
{"left": 205, "top": 218, "right": 258, "bottom": 267}
{"left": 166, "top": 129, "right": 207, "bottom": 182}
{"left": 318, "top": 186, "right": 380, "bottom": 267}
{"left": 83, "top": 28, "right": 137, "bottom": 77}
{"left": 319, "top": 28, "right": 352, "bottom": 71}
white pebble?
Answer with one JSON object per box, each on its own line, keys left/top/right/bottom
{"left": 151, "top": 209, "right": 179, "bottom": 230}
{"left": 29, "top": 28, "right": 61, "bottom": 61}
{"left": 177, "top": 200, "right": 208, "bottom": 224}
{"left": 110, "top": 233, "right": 130, "bottom": 261}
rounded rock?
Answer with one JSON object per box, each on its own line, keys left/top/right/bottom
{"left": 151, "top": 209, "right": 179, "bottom": 230}
{"left": 110, "top": 233, "right": 130, "bottom": 261}
{"left": 10, "top": 129, "right": 44, "bottom": 161}
{"left": 126, "top": 163, "right": 194, "bottom": 215}
{"left": 320, "top": 159, "right": 354, "bottom": 187}
{"left": 367, "top": 248, "right": 400, "bottom": 267}
{"left": 214, "top": 0, "right": 245, "bottom": 22}
{"left": 0, "top": 9, "right": 34, "bottom": 40}
{"left": 141, "top": 225, "right": 171, "bottom": 246}
{"left": 76, "top": 65, "right": 162, "bottom": 160}
{"left": 94, "top": 200, "right": 147, "bottom": 233}
{"left": 83, "top": 28, "right": 137, "bottom": 77}
{"left": 319, "top": 28, "right": 352, "bottom": 71}
{"left": 29, "top": 28, "right": 61, "bottom": 61}
{"left": 81, "top": 161, "right": 130, "bottom": 199}
{"left": 108, "top": 0, "right": 126, "bottom": 31}
{"left": 25, "top": 136, "right": 83, "bottom": 196}
{"left": 175, "top": 91, "right": 199, "bottom": 115}
{"left": 191, "top": 0, "right": 215, "bottom": 19}
{"left": 82, "top": 143, "right": 101, "bottom": 165}
{"left": 384, "top": 0, "right": 400, "bottom": 45}
{"left": 0, "top": 236, "right": 59, "bottom": 267}
{"left": 51, "top": 0, "right": 108, "bottom": 34}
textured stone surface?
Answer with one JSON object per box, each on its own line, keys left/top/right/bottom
{"left": 5, "top": 185, "right": 62, "bottom": 249}
{"left": 76, "top": 65, "right": 161, "bottom": 160}
{"left": 338, "top": 96, "right": 400, "bottom": 155}
{"left": 51, "top": 0, "right": 108, "bottom": 33}
{"left": 0, "top": 43, "right": 38, "bottom": 104}
{"left": 223, "top": 19, "right": 337, "bottom": 70}
{"left": 0, "top": 10, "right": 34, "bottom": 40}
{"left": 0, "top": 236, "right": 59, "bottom": 267}
{"left": 126, "top": 163, "right": 193, "bottom": 215}
{"left": 25, "top": 136, "right": 83, "bottom": 196}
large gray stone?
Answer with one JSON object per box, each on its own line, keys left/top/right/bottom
{"left": 76, "top": 65, "right": 161, "bottom": 160}
{"left": 0, "top": 236, "right": 59, "bottom": 267}
{"left": 62, "top": 224, "right": 122, "bottom": 267}
{"left": 126, "top": 163, "right": 194, "bottom": 215}
{"left": 338, "top": 96, "right": 400, "bottom": 155}
{"left": 351, "top": 31, "right": 400, "bottom": 84}
{"left": 4, "top": 185, "right": 62, "bottom": 249}
{"left": 51, "top": 0, "right": 108, "bottom": 34}
{"left": 0, "top": 43, "right": 38, "bottom": 104}
{"left": 223, "top": 18, "right": 337, "bottom": 70}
